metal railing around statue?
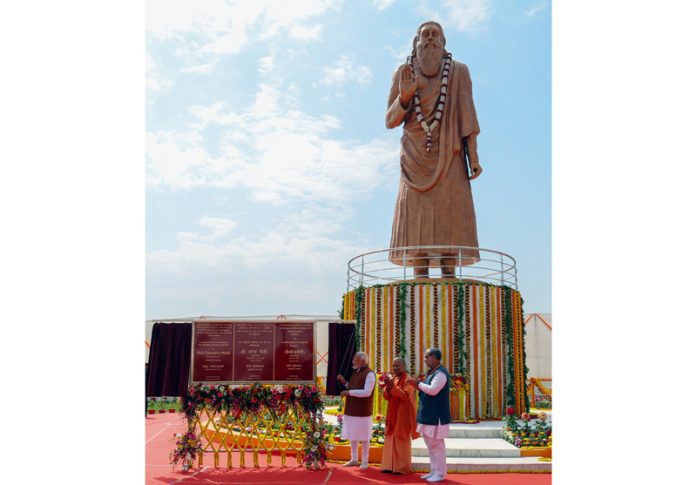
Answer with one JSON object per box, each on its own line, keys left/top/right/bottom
{"left": 347, "top": 246, "right": 518, "bottom": 291}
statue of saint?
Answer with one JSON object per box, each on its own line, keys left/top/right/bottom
{"left": 386, "top": 21, "right": 482, "bottom": 279}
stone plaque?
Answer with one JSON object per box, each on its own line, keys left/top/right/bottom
{"left": 190, "top": 320, "right": 315, "bottom": 384}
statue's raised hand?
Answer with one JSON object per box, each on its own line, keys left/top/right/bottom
{"left": 399, "top": 65, "right": 417, "bottom": 107}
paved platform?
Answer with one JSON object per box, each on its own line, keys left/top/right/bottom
{"left": 146, "top": 413, "right": 552, "bottom": 483}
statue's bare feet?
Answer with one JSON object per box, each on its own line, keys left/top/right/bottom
{"left": 441, "top": 257, "right": 456, "bottom": 278}
{"left": 414, "top": 257, "right": 429, "bottom": 279}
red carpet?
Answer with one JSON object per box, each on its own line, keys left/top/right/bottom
{"left": 147, "top": 413, "right": 551, "bottom": 485}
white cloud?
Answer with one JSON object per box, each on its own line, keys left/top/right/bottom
{"left": 386, "top": 42, "right": 412, "bottom": 63}
{"left": 146, "top": 207, "right": 370, "bottom": 316}
{"left": 146, "top": 83, "right": 398, "bottom": 204}
{"left": 524, "top": 1, "right": 549, "bottom": 17}
{"left": 257, "top": 55, "right": 274, "bottom": 75}
{"left": 418, "top": 0, "right": 492, "bottom": 34}
{"left": 288, "top": 24, "right": 323, "bottom": 41}
{"left": 199, "top": 216, "right": 238, "bottom": 237}
{"left": 373, "top": 0, "right": 395, "bottom": 11}
{"left": 146, "top": 53, "right": 172, "bottom": 92}
{"left": 319, "top": 55, "right": 373, "bottom": 86}
{"left": 146, "top": 128, "right": 246, "bottom": 189}
{"left": 147, "top": 207, "right": 368, "bottom": 277}
{"left": 179, "top": 60, "right": 219, "bottom": 74}
{"left": 147, "top": 0, "right": 340, "bottom": 62}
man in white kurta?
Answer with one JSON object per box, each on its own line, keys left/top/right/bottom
{"left": 412, "top": 348, "right": 451, "bottom": 483}
{"left": 338, "top": 352, "right": 376, "bottom": 469}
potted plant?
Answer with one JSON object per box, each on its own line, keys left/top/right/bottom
{"left": 168, "top": 397, "right": 177, "bottom": 413}
{"left": 147, "top": 398, "right": 156, "bottom": 414}
{"left": 157, "top": 397, "right": 166, "bottom": 413}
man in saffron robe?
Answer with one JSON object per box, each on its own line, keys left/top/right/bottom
{"left": 380, "top": 357, "right": 418, "bottom": 475}
{"left": 338, "top": 352, "right": 376, "bottom": 469}
{"left": 386, "top": 21, "right": 482, "bottom": 278}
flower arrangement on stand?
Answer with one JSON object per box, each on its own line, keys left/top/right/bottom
{"left": 302, "top": 414, "right": 334, "bottom": 470}
{"left": 328, "top": 414, "right": 348, "bottom": 445}
{"left": 370, "top": 414, "right": 385, "bottom": 446}
{"left": 503, "top": 408, "right": 552, "bottom": 448}
{"left": 504, "top": 406, "right": 519, "bottom": 432}
{"left": 169, "top": 431, "right": 203, "bottom": 472}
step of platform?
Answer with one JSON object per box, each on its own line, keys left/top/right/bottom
{"left": 411, "top": 438, "right": 520, "bottom": 458}
{"left": 446, "top": 422, "right": 505, "bottom": 439}
{"left": 410, "top": 456, "right": 551, "bottom": 473}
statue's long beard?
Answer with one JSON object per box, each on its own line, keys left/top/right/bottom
{"left": 416, "top": 46, "right": 444, "bottom": 77}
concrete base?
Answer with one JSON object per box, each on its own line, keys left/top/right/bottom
{"left": 411, "top": 456, "right": 551, "bottom": 473}
{"left": 324, "top": 414, "right": 552, "bottom": 472}
{"left": 412, "top": 438, "right": 520, "bottom": 458}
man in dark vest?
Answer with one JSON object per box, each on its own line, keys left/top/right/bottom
{"left": 338, "top": 351, "right": 376, "bottom": 469}
{"left": 411, "top": 347, "right": 450, "bottom": 482}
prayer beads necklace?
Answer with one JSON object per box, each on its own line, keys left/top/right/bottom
{"left": 407, "top": 52, "right": 452, "bottom": 152}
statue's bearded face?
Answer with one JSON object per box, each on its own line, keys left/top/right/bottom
{"left": 415, "top": 23, "right": 445, "bottom": 78}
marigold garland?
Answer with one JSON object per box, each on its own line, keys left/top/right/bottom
{"left": 355, "top": 287, "right": 363, "bottom": 353}
{"left": 398, "top": 284, "right": 407, "bottom": 358}
{"left": 503, "top": 288, "right": 515, "bottom": 409}
{"left": 452, "top": 284, "right": 459, "bottom": 373}
{"left": 485, "top": 286, "right": 493, "bottom": 417}
{"left": 463, "top": 284, "right": 471, "bottom": 417}
{"left": 517, "top": 292, "right": 530, "bottom": 412}
{"left": 433, "top": 284, "right": 439, "bottom": 349}
{"left": 409, "top": 284, "right": 416, "bottom": 376}
{"left": 376, "top": 288, "right": 382, "bottom": 371}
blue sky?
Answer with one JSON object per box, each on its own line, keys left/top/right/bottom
{"left": 146, "top": 0, "right": 551, "bottom": 319}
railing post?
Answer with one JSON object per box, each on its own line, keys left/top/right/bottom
{"left": 500, "top": 253, "right": 504, "bottom": 286}
{"left": 458, "top": 248, "right": 462, "bottom": 279}
{"left": 360, "top": 257, "right": 364, "bottom": 287}
{"left": 402, "top": 249, "right": 407, "bottom": 281}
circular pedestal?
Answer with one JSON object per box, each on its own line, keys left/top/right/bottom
{"left": 342, "top": 281, "right": 528, "bottom": 419}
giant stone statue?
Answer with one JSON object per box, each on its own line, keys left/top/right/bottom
{"left": 386, "top": 21, "right": 482, "bottom": 279}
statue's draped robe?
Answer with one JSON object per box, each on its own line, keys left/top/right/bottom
{"left": 388, "top": 60, "right": 481, "bottom": 266}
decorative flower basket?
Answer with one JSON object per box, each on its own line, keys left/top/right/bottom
{"left": 170, "top": 431, "right": 203, "bottom": 472}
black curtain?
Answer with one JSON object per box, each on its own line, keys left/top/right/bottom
{"left": 325, "top": 322, "right": 357, "bottom": 396}
{"left": 145, "top": 322, "right": 192, "bottom": 398}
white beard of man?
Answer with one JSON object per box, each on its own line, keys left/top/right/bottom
{"left": 416, "top": 45, "right": 444, "bottom": 78}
